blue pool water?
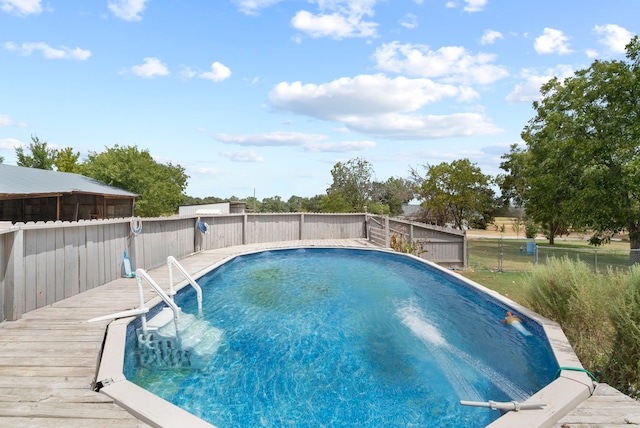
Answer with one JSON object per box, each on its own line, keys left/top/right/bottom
{"left": 124, "top": 248, "right": 558, "bottom": 427}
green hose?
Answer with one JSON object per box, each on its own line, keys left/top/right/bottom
{"left": 555, "top": 366, "right": 598, "bottom": 382}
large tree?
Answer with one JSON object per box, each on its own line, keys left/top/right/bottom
{"left": 15, "top": 135, "right": 57, "bottom": 170}
{"left": 415, "top": 158, "right": 495, "bottom": 230}
{"left": 506, "top": 36, "right": 640, "bottom": 250}
{"left": 81, "top": 145, "right": 189, "bottom": 217}
{"left": 371, "top": 177, "right": 415, "bottom": 217}
{"left": 326, "top": 157, "right": 374, "bottom": 213}
{"left": 54, "top": 147, "right": 81, "bottom": 173}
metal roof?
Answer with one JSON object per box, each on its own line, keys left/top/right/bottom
{"left": 0, "top": 164, "right": 138, "bottom": 198}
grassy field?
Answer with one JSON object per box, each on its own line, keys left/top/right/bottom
{"left": 461, "top": 229, "right": 633, "bottom": 306}
{"left": 458, "top": 270, "right": 530, "bottom": 305}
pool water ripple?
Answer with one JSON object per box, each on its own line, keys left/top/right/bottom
{"left": 126, "top": 248, "right": 557, "bottom": 427}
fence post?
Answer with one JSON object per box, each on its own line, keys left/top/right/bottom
{"left": 534, "top": 244, "right": 538, "bottom": 266}
{"left": 5, "top": 228, "right": 24, "bottom": 321}
{"left": 299, "top": 213, "right": 304, "bottom": 240}
{"left": 243, "top": 214, "right": 248, "bottom": 245}
{"left": 384, "top": 217, "right": 390, "bottom": 248}
{"left": 594, "top": 249, "right": 598, "bottom": 274}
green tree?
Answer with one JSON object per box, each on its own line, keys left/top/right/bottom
{"left": 287, "top": 195, "right": 305, "bottom": 212}
{"left": 261, "top": 196, "right": 289, "bottom": 213}
{"left": 326, "top": 157, "right": 374, "bottom": 212}
{"left": 321, "top": 191, "right": 352, "bottom": 213}
{"left": 508, "top": 36, "right": 640, "bottom": 251}
{"left": 499, "top": 142, "right": 576, "bottom": 245}
{"left": 81, "top": 145, "right": 188, "bottom": 217}
{"left": 372, "top": 177, "right": 415, "bottom": 217}
{"left": 54, "top": 147, "right": 81, "bottom": 173}
{"left": 244, "top": 196, "right": 262, "bottom": 213}
{"left": 300, "top": 194, "right": 324, "bottom": 212}
{"left": 416, "top": 159, "right": 495, "bottom": 230}
{"left": 15, "top": 135, "right": 57, "bottom": 170}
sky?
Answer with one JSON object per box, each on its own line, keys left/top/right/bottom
{"left": 1, "top": 0, "right": 638, "bottom": 201}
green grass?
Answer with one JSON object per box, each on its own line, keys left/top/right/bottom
{"left": 467, "top": 238, "right": 634, "bottom": 274}
{"left": 463, "top": 238, "right": 634, "bottom": 305}
{"left": 459, "top": 270, "right": 529, "bottom": 305}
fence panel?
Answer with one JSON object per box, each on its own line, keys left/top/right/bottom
{"left": 302, "top": 214, "right": 366, "bottom": 239}
{"left": 1, "top": 213, "right": 466, "bottom": 321}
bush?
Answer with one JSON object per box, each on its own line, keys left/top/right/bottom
{"left": 525, "top": 220, "right": 539, "bottom": 239}
{"left": 606, "top": 266, "right": 640, "bottom": 398}
{"left": 524, "top": 257, "right": 629, "bottom": 388}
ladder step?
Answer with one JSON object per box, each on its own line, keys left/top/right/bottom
{"left": 145, "top": 307, "right": 179, "bottom": 330}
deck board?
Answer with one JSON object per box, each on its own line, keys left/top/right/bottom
{"left": 1, "top": 239, "right": 638, "bottom": 427}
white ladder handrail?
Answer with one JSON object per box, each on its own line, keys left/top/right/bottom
{"left": 88, "top": 272, "right": 151, "bottom": 325}
{"left": 167, "top": 256, "right": 203, "bottom": 317}
{"left": 135, "top": 268, "right": 181, "bottom": 342}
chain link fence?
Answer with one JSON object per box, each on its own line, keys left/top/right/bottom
{"left": 467, "top": 239, "right": 640, "bottom": 273}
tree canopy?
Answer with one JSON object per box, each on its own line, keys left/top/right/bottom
{"left": 501, "top": 36, "right": 640, "bottom": 249}
{"left": 326, "top": 157, "right": 374, "bottom": 213}
{"left": 15, "top": 135, "right": 57, "bottom": 170}
{"left": 81, "top": 145, "right": 189, "bottom": 217}
{"left": 415, "top": 159, "right": 495, "bottom": 230}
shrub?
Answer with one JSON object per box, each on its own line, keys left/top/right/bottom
{"left": 390, "top": 232, "right": 427, "bottom": 256}
{"left": 525, "top": 221, "right": 539, "bottom": 239}
{"left": 605, "top": 265, "right": 640, "bottom": 398}
{"left": 524, "top": 257, "right": 624, "bottom": 384}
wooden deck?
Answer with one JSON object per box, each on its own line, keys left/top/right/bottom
{"left": 1, "top": 239, "right": 639, "bottom": 427}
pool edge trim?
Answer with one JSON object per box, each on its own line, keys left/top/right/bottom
{"left": 96, "top": 246, "right": 595, "bottom": 428}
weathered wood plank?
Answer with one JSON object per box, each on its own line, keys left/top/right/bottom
{"left": 0, "top": 387, "right": 112, "bottom": 403}
{"left": 0, "top": 402, "right": 141, "bottom": 418}
{"left": 0, "top": 418, "right": 149, "bottom": 428}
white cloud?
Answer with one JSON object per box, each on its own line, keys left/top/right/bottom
{"left": 534, "top": 28, "right": 572, "bottom": 55}
{"left": 269, "top": 74, "right": 466, "bottom": 120}
{"left": 291, "top": 0, "right": 378, "bottom": 39}
{"left": 343, "top": 112, "right": 501, "bottom": 139}
{"left": 5, "top": 41, "right": 91, "bottom": 60}
{"left": 585, "top": 49, "right": 599, "bottom": 58}
{"left": 480, "top": 29, "right": 503, "bottom": 45}
{"left": 0, "top": 137, "right": 23, "bottom": 150}
{"left": 505, "top": 65, "right": 574, "bottom": 103}
{"left": 593, "top": 24, "right": 633, "bottom": 53}
{"left": 0, "top": 0, "right": 41, "bottom": 16}
{"left": 129, "top": 57, "right": 170, "bottom": 78}
{"left": 233, "top": 0, "right": 282, "bottom": 16}
{"left": 200, "top": 62, "right": 232, "bottom": 82}
{"left": 180, "top": 66, "right": 197, "bottom": 79}
{"left": 463, "top": 0, "right": 487, "bottom": 13}
{"left": 400, "top": 13, "right": 417, "bottom": 29}
{"left": 181, "top": 62, "right": 232, "bottom": 82}
{"left": 291, "top": 10, "right": 377, "bottom": 39}
{"left": 305, "top": 140, "right": 376, "bottom": 152}
{"left": 108, "top": 0, "right": 148, "bottom": 21}
{"left": 443, "top": 0, "right": 487, "bottom": 12}
{"left": 220, "top": 150, "right": 265, "bottom": 162}
{"left": 373, "top": 42, "right": 508, "bottom": 85}
{"left": 268, "top": 74, "right": 499, "bottom": 140}
{"left": 215, "top": 131, "right": 376, "bottom": 153}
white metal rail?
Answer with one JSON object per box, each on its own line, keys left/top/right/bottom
{"left": 167, "top": 256, "right": 203, "bottom": 317}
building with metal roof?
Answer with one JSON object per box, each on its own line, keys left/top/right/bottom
{"left": 0, "top": 164, "right": 137, "bottom": 223}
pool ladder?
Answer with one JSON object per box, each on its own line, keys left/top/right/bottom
{"left": 88, "top": 255, "right": 204, "bottom": 339}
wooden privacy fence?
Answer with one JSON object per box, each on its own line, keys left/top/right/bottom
{"left": 0, "top": 213, "right": 465, "bottom": 321}
{"left": 367, "top": 215, "right": 466, "bottom": 267}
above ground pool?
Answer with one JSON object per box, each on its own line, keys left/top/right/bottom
{"left": 123, "top": 248, "right": 558, "bottom": 427}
